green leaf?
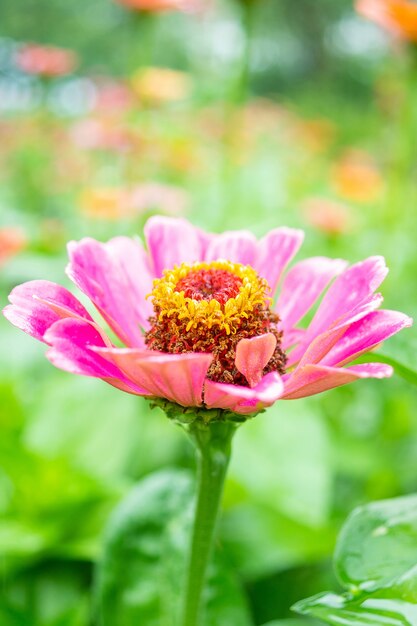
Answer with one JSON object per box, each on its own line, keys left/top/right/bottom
{"left": 26, "top": 376, "right": 182, "bottom": 480}
{"left": 293, "top": 495, "right": 417, "bottom": 626}
{"left": 262, "top": 618, "right": 318, "bottom": 626}
{"left": 294, "top": 589, "right": 417, "bottom": 626}
{"left": 0, "top": 561, "right": 90, "bottom": 626}
{"left": 334, "top": 494, "right": 417, "bottom": 591}
{"left": 95, "top": 469, "right": 253, "bottom": 626}
{"left": 228, "top": 401, "right": 332, "bottom": 528}
{"left": 222, "top": 401, "right": 333, "bottom": 580}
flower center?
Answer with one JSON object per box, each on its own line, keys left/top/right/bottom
{"left": 175, "top": 268, "right": 242, "bottom": 305}
{"left": 145, "top": 260, "right": 286, "bottom": 386}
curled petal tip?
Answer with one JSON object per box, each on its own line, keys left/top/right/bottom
{"left": 235, "top": 333, "right": 277, "bottom": 388}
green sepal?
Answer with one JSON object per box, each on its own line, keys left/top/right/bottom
{"left": 148, "top": 396, "right": 261, "bottom": 425}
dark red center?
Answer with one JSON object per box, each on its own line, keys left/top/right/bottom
{"left": 175, "top": 269, "right": 243, "bottom": 306}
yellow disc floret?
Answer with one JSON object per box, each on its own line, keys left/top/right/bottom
{"left": 148, "top": 260, "right": 271, "bottom": 335}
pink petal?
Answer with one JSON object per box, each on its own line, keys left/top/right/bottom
{"left": 282, "top": 328, "right": 305, "bottom": 351}
{"left": 44, "top": 318, "right": 148, "bottom": 395}
{"left": 3, "top": 279, "right": 93, "bottom": 343}
{"left": 287, "top": 256, "right": 389, "bottom": 366}
{"left": 94, "top": 347, "right": 213, "bottom": 407}
{"left": 254, "top": 227, "right": 304, "bottom": 295}
{"left": 322, "top": 310, "right": 413, "bottom": 367}
{"left": 204, "top": 230, "right": 258, "bottom": 265}
{"left": 204, "top": 371, "right": 284, "bottom": 415}
{"left": 66, "top": 236, "right": 153, "bottom": 347}
{"left": 144, "top": 216, "right": 206, "bottom": 277}
{"left": 283, "top": 362, "right": 393, "bottom": 399}
{"left": 306, "top": 256, "right": 388, "bottom": 339}
{"left": 235, "top": 333, "right": 277, "bottom": 387}
{"left": 107, "top": 235, "right": 154, "bottom": 326}
{"left": 287, "top": 293, "right": 384, "bottom": 368}
{"left": 276, "top": 257, "right": 347, "bottom": 333}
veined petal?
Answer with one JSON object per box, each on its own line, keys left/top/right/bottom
{"left": 287, "top": 293, "right": 384, "bottom": 368}
{"left": 283, "top": 362, "right": 393, "bottom": 400}
{"left": 204, "top": 371, "right": 284, "bottom": 415}
{"left": 321, "top": 309, "right": 413, "bottom": 367}
{"left": 305, "top": 256, "right": 388, "bottom": 339}
{"left": 205, "top": 230, "right": 258, "bottom": 265}
{"left": 254, "top": 227, "right": 304, "bottom": 296}
{"left": 3, "top": 279, "right": 93, "bottom": 343}
{"left": 66, "top": 236, "right": 153, "bottom": 347}
{"left": 94, "top": 348, "right": 213, "bottom": 407}
{"left": 44, "top": 318, "right": 148, "bottom": 395}
{"left": 287, "top": 256, "right": 389, "bottom": 366}
{"left": 235, "top": 333, "right": 277, "bottom": 387}
{"left": 144, "top": 216, "right": 207, "bottom": 277}
{"left": 282, "top": 328, "right": 305, "bottom": 351}
{"left": 277, "top": 257, "right": 347, "bottom": 332}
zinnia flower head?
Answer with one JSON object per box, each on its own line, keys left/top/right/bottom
{"left": 3, "top": 217, "right": 412, "bottom": 418}
{"left": 302, "top": 197, "right": 356, "bottom": 236}
{"left": 15, "top": 43, "right": 78, "bottom": 78}
{"left": 356, "top": 0, "right": 417, "bottom": 42}
{"left": 0, "top": 227, "right": 26, "bottom": 267}
{"left": 332, "top": 150, "right": 383, "bottom": 204}
{"left": 79, "top": 188, "right": 133, "bottom": 220}
{"left": 131, "top": 67, "right": 192, "bottom": 105}
{"left": 80, "top": 184, "right": 188, "bottom": 220}
{"left": 114, "top": 0, "right": 207, "bottom": 13}
{"left": 69, "top": 118, "right": 134, "bottom": 153}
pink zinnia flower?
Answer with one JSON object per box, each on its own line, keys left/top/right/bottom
{"left": 15, "top": 43, "right": 78, "bottom": 78}
{"left": 3, "top": 217, "right": 412, "bottom": 415}
{"left": 69, "top": 118, "right": 134, "bottom": 153}
{"left": 302, "top": 197, "right": 356, "bottom": 236}
{"left": 114, "top": 0, "right": 207, "bottom": 14}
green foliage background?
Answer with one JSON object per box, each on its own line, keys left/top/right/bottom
{"left": 0, "top": 0, "right": 417, "bottom": 624}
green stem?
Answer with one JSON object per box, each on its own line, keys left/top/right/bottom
{"left": 180, "top": 419, "right": 237, "bottom": 626}
{"left": 128, "top": 11, "right": 157, "bottom": 70}
{"left": 385, "top": 46, "right": 417, "bottom": 226}
{"left": 233, "top": 0, "right": 256, "bottom": 104}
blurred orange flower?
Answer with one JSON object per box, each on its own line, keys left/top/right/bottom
{"left": 332, "top": 150, "right": 384, "bottom": 203}
{"left": 115, "top": 0, "right": 206, "bottom": 12}
{"left": 80, "top": 188, "right": 132, "bottom": 220}
{"left": 302, "top": 197, "right": 356, "bottom": 236}
{"left": 294, "top": 118, "right": 336, "bottom": 154}
{"left": 80, "top": 183, "right": 188, "bottom": 220}
{"left": 0, "top": 228, "right": 26, "bottom": 267}
{"left": 15, "top": 43, "right": 78, "bottom": 78}
{"left": 356, "top": 0, "right": 417, "bottom": 42}
{"left": 131, "top": 67, "right": 192, "bottom": 105}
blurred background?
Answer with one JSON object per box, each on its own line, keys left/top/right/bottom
{"left": 1, "top": 0, "right": 417, "bottom": 624}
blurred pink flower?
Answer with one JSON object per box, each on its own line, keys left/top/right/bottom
{"left": 302, "top": 197, "right": 356, "bottom": 236}
{"left": 15, "top": 43, "right": 78, "bottom": 78}
{"left": 130, "top": 183, "right": 188, "bottom": 215}
{"left": 69, "top": 118, "right": 135, "bottom": 153}
{"left": 93, "top": 78, "right": 135, "bottom": 115}
{"left": 0, "top": 227, "right": 26, "bottom": 267}
{"left": 356, "top": 0, "right": 417, "bottom": 42}
{"left": 3, "top": 217, "right": 411, "bottom": 415}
